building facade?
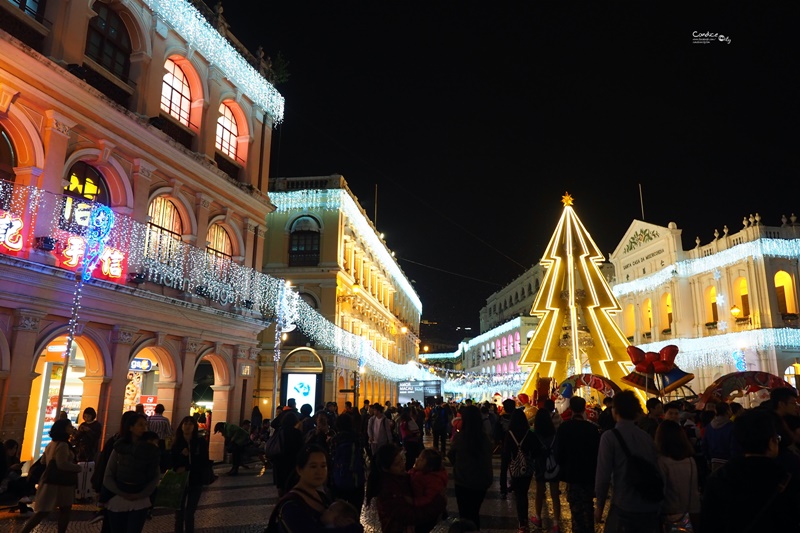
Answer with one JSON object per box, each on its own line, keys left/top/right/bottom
{"left": 440, "top": 213, "right": 800, "bottom": 404}
{"left": 0, "top": 0, "right": 284, "bottom": 460}
{"left": 258, "top": 175, "right": 422, "bottom": 415}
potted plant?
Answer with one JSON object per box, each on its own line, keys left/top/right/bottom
{"left": 705, "top": 321, "right": 718, "bottom": 330}
{"left": 661, "top": 328, "right": 672, "bottom": 335}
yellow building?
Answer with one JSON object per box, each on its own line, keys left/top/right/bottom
{"left": 258, "top": 175, "right": 421, "bottom": 416}
{"left": 0, "top": 0, "right": 283, "bottom": 460}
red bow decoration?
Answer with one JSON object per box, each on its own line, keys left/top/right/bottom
{"left": 626, "top": 345, "right": 679, "bottom": 375}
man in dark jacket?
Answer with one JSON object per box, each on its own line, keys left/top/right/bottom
{"left": 496, "top": 398, "right": 516, "bottom": 499}
{"left": 702, "top": 401, "right": 738, "bottom": 472}
{"left": 557, "top": 396, "right": 600, "bottom": 533}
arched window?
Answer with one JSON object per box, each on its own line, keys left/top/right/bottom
{"left": 216, "top": 103, "right": 239, "bottom": 160}
{"left": 85, "top": 1, "right": 132, "bottom": 81}
{"left": 288, "top": 216, "right": 321, "bottom": 266}
{"left": 161, "top": 59, "right": 192, "bottom": 127}
{"left": 146, "top": 196, "right": 182, "bottom": 261}
{"left": 0, "top": 125, "right": 15, "bottom": 182}
{"left": 0, "top": 126, "right": 15, "bottom": 211}
{"left": 207, "top": 222, "right": 233, "bottom": 278}
{"left": 62, "top": 161, "right": 109, "bottom": 232}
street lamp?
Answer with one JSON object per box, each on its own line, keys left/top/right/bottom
{"left": 731, "top": 304, "right": 741, "bottom": 318}
{"left": 337, "top": 282, "right": 361, "bottom": 303}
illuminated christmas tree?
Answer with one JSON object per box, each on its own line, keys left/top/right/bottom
{"left": 518, "top": 192, "right": 632, "bottom": 399}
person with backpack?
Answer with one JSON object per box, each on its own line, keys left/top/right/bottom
{"left": 594, "top": 390, "right": 662, "bottom": 533}
{"left": 504, "top": 408, "right": 536, "bottom": 533}
{"left": 530, "top": 407, "right": 562, "bottom": 532}
{"left": 329, "top": 413, "right": 366, "bottom": 513}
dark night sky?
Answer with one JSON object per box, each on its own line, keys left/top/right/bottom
{"left": 206, "top": 1, "right": 799, "bottom": 346}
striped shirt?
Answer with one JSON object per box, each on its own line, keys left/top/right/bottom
{"left": 147, "top": 414, "right": 174, "bottom": 441}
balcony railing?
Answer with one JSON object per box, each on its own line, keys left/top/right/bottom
{"left": 0, "top": 179, "right": 282, "bottom": 315}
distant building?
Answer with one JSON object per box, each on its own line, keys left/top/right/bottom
{"left": 260, "top": 175, "right": 421, "bottom": 413}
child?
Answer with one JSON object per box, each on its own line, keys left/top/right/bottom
{"left": 409, "top": 448, "right": 448, "bottom": 533}
{"left": 320, "top": 499, "right": 360, "bottom": 527}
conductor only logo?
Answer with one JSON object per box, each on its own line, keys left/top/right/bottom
{"left": 693, "top": 31, "right": 731, "bottom": 45}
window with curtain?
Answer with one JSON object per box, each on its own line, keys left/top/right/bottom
{"left": 161, "top": 59, "right": 192, "bottom": 127}
{"left": 85, "top": 1, "right": 132, "bottom": 81}
{"left": 146, "top": 196, "right": 182, "bottom": 262}
{"left": 206, "top": 223, "right": 232, "bottom": 277}
{"left": 215, "top": 103, "right": 239, "bottom": 160}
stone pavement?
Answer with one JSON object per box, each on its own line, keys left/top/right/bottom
{"left": 0, "top": 436, "right": 604, "bottom": 533}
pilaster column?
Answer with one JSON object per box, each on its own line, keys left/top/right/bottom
{"left": 209, "top": 384, "right": 234, "bottom": 461}
{"left": 3, "top": 309, "right": 46, "bottom": 450}
{"left": 173, "top": 337, "right": 203, "bottom": 419}
{"left": 100, "top": 326, "right": 138, "bottom": 440}
{"left": 195, "top": 193, "right": 211, "bottom": 247}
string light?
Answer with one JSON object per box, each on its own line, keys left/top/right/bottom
{"left": 141, "top": 0, "right": 284, "bottom": 123}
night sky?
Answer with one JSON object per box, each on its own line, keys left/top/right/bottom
{"left": 206, "top": 1, "right": 800, "bottom": 347}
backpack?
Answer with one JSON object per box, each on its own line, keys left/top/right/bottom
{"left": 611, "top": 428, "right": 664, "bottom": 503}
{"left": 330, "top": 434, "right": 365, "bottom": 490}
{"left": 508, "top": 431, "right": 534, "bottom": 478}
{"left": 537, "top": 434, "right": 560, "bottom": 481}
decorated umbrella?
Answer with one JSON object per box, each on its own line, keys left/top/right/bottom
{"left": 559, "top": 373, "right": 622, "bottom": 399}
{"left": 697, "top": 371, "right": 795, "bottom": 409}
{"left": 621, "top": 344, "right": 694, "bottom": 396}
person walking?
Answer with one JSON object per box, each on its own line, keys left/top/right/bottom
{"left": 448, "top": 404, "right": 493, "bottom": 530}
{"left": 20, "top": 419, "right": 82, "bottom": 533}
{"left": 171, "top": 415, "right": 211, "bottom": 533}
{"left": 148, "top": 403, "right": 174, "bottom": 472}
{"left": 701, "top": 401, "right": 737, "bottom": 473}
{"left": 102, "top": 411, "right": 161, "bottom": 533}
{"left": 399, "top": 407, "right": 423, "bottom": 471}
{"left": 330, "top": 413, "right": 366, "bottom": 512}
{"left": 273, "top": 411, "right": 304, "bottom": 496}
{"left": 655, "top": 420, "right": 700, "bottom": 533}
{"left": 496, "top": 398, "right": 516, "bottom": 499}
{"left": 556, "top": 395, "right": 600, "bottom": 533}
{"left": 530, "top": 407, "right": 562, "bottom": 533}
{"left": 504, "top": 408, "right": 536, "bottom": 533}
{"left": 368, "top": 404, "right": 394, "bottom": 457}
{"left": 594, "top": 390, "right": 661, "bottom": 533}
{"left": 431, "top": 399, "right": 452, "bottom": 457}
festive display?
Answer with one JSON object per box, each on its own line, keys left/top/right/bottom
{"left": 518, "top": 193, "right": 633, "bottom": 398}
{"left": 621, "top": 345, "right": 694, "bottom": 395}
{"left": 696, "top": 371, "right": 795, "bottom": 409}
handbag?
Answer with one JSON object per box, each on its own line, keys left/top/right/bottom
{"left": 264, "top": 428, "right": 283, "bottom": 460}
{"left": 40, "top": 443, "right": 78, "bottom": 486}
{"left": 154, "top": 469, "right": 189, "bottom": 510}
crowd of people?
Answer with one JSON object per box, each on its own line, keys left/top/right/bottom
{"left": 3, "top": 387, "right": 800, "bottom": 533}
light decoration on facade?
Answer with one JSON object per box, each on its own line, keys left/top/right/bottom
{"left": 141, "top": 0, "right": 284, "bottom": 124}
{"left": 270, "top": 188, "right": 422, "bottom": 314}
{"left": 613, "top": 239, "right": 800, "bottom": 297}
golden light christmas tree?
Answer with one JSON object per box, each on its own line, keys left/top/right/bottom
{"left": 518, "top": 192, "right": 632, "bottom": 398}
